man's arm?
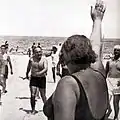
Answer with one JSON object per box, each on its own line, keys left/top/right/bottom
{"left": 36, "top": 58, "right": 48, "bottom": 76}
{"left": 90, "top": 0, "right": 106, "bottom": 60}
{"left": 7, "top": 56, "right": 13, "bottom": 74}
{"left": 26, "top": 59, "right": 32, "bottom": 79}
{"left": 105, "top": 61, "right": 109, "bottom": 78}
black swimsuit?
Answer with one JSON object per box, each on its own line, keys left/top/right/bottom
{"left": 72, "top": 75, "right": 105, "bottom": 120}
{"left": 43, "top": 69, "right": 107, "bottom": 120}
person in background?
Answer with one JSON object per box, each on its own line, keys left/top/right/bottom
{"left": 16, "top": 46, "right": 19, "bottom": 52}
{"left": 37, "top": 43, "right": 41, "bottom": 49}
{"left": 27, "top": 48, "right": 31, "bottom": 57}
{"left": 26, "top": 47, "right": 48, "bottom": 114}
{"left": 43, "top": 1, "right": 108, "bottom": 120}
{"left": 5, "top": 41, "right": 9, "bottom": 53}
{"left": 105, "top": 45, "right": 120, "bottom": 120}
{"left": 0, "top": 45, "right": 13, "bottom": 93}
{"left": 31, "top": 42, "right": 36, "bottom": 55}
{"left": 56, "top": 51, "right": 69, "bottom": 78}
{"left": 51, "top": 46, "right": 58, "bottom": 83}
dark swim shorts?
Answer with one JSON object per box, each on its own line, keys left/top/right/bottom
{"left": 30, "top": 76, "right": 46, "bottom": 89}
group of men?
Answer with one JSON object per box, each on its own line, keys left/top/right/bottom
{"left": 26, "top": 42, "right": 120, "bottom": 119}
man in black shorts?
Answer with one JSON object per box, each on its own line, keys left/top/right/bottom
{"left": 26, "top": 47, "right": 48, "bottom": 114}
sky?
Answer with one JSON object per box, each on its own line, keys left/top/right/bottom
{"left": 0, "top": 0, "right": 119, "bottom": 38}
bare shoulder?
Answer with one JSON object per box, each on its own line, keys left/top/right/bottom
{"left": 91, "top": 60, "right": 106, "bottom": 77}
{"left": 53, "top": 75, "right": 80, "bottom": 103}
{"left": 56, "top": 76, "right": 80, "bottom": 94}
{"left": 59, "top": 75, "right": 78, "bottom": 85}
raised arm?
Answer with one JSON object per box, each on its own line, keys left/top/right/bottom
{"left": 90, "top": 0, "right": 106, "bottom": 60}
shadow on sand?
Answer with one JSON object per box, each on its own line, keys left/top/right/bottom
{"left": 19, "top": 108, "right": 43, "bottom": 114}
{"left": 15, "top": 97, "right": 30, "bottom": 99}
{"left": 19, "top": 108, "right": 38, "bottom": 114}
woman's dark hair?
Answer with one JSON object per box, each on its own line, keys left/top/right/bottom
{"left": 61, "top": 35, "right": 96, "bottom": 65}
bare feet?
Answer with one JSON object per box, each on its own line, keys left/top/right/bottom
{"left": 31, "top": 110, "right": 36, "bottom": 115}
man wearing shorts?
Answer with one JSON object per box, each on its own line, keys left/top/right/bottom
{"left": 26, "top": 47, "right": 48, "bottom": 114}
{"left": 0, "top": 45, "right": 13, "bottom": 93}
{"left": 106, "top": 45, "right": 120, "bottom": 120}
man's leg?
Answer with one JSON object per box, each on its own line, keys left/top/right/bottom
{"left": 39, "top": 88, "right": 47, "bottom": 104}
{"left": 105, "top": 94, "right": 112, "bottom": 118}
{"left": 1, "top": 77, "right": 6, "bottom": 93}
{"left": 3, "top": 78, "right": 7, "bottom": 93}
{"left": 52, "top": 67, "right": 56, "bottom": 83}
{"left": 36, "top": 88, "right": 40, "bottom": 99}
{"left": 30, "top": 86, "right": 37, "bottom": 114}
{"left": 113, "top": 95, "right": 120, "bottom": 120}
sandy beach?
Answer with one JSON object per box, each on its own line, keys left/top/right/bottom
{"left": 0, "top": 55, "right": 119, "bottom": 120}
{"left": 0, "top": 55, "right": 60, "bottom": 120}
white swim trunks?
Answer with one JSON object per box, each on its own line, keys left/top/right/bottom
{"left": 106, "top": 78, "right": 120, "bottom": 95}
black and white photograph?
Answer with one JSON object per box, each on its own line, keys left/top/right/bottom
{"left": 0, "top": 0, "right": 120, "bottom": 120}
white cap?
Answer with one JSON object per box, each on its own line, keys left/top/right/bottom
{"left": 114, "top": 45, "right": 120, "bottom": 50}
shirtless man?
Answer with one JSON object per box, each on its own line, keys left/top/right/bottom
{"left": 106, "top": 45, "right": 120, "bottom": 120}
{"left": 51, "top": 46, "right": 58, "bottom": 83}
{"left": 0, "top": 45, "right": 13, "bottom": 93}
{"left": 0, "top": 54, "right": 5, "bottom": 104}
{"left": 26, "top": 47, "right": 48, "bottom": 114}
{"left": 56, "top": 51, "right": 69, "bottom": 78}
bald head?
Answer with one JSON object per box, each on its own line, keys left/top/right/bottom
{"left": 114, "top": 45, "right": 120, "bottom": 50}
{"left": 113, "top": 45, "right": 120, "bottom": 59}
{"left": 34, "top": 47, "right": 42, "bottom": 59}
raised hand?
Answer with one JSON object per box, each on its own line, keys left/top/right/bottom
{"left": 91, "top": 0, "right": 106, "bottom": 21}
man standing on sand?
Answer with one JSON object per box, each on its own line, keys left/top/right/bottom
{"left": 26, "top": 47, "right": 48, "bottom": 114}
{"left": 31, "top": 42, "right": 36, "bottom": 55}
{"left": 106, "top": 45, "right": 120, "bottom": 120}
{"left": 0, "top": 45, "right": 13, "bottom": 93}
{"left": 51, "top": 46, "right": 58, "bottom": 83}
{"left": 0, "top": 53, "right": 5, "bottom": 105}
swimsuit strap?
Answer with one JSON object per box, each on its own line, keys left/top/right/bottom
{"left": 71, "top": 73, "right": 106, "bottom": 120}
{"left": 89, "top": 67, "right": 106, "bottom": 80}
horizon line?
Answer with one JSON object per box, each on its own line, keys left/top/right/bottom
{"left": 0, "top": 35, "right": 120, "bottom": 39}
